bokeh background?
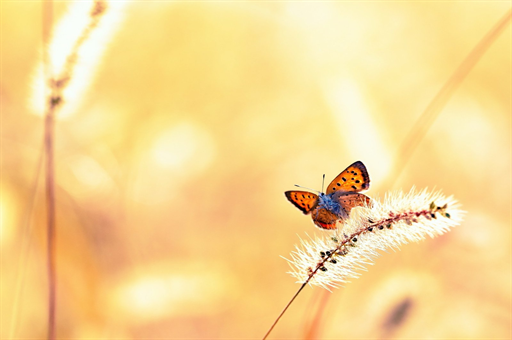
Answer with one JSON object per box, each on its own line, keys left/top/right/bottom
{"left": 1, "top": 1, "right": 510, "bottom": 339}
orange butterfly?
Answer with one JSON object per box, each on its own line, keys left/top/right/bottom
{"left": 285, "top": 161, "right": 371, "bottom": 230}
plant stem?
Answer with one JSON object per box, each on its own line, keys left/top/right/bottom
{"left": 262, "top": 283, "right": 307, "bottom": 340}
{"left": 44, "top": 110, "right": 56, "bottom": 340}
{"left": 42, "top": 1, "right": 56, "bottom": 339}
{"left": 385, "top": 8, "right": 512, "bottom": 189}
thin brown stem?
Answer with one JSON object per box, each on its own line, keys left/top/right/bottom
{"left": 42, "top": 1, "right": 56, "bottom": 339}
{"left": 262, "top": 282, "right": 307, "bottom": 340}
{"left": 44, "top": 110, "right": 57, "bottom": 340}
{"left": 384, "top": 8, "right": 512, "bottom": 189}
{"left": 40, "top": 2, "right": 108, "bottom": 338}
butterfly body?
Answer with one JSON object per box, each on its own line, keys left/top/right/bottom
{"left": 317, "top": 192, "right": 347, "bottom": 220}
{"left": 285, "top": 161, "right": 371, "bottom": 230}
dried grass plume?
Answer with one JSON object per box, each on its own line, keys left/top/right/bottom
{"left": 285, "top": 188, "right": 464, "bottom": 290}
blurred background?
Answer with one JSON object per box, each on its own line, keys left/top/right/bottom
{"left": 1, "top": 1, "right": 510, "bottom": 338}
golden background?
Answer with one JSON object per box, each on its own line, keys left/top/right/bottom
{"left": 1, "top": 1, "right": 510, "bottom": 338}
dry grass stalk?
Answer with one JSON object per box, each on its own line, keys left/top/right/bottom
{"left": 40, "top": 1, "right": 109, "bottom": 339}
{"left": 263, "top": 188, "right": 463, "bottom": 339}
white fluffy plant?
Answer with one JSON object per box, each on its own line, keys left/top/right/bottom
{"left": 286, "top": 188, "right": 464, "bottom": 290}
{"left": 262, "top": 188, "right": 464, "bottom": 340}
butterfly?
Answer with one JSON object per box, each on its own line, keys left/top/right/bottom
{"left": 285, "top": 161, "right": 371, "bottom": 230}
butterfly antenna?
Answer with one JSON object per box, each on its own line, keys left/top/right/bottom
{"left": 294, "top": 184, "right": 322, "bottom": 194}
{"left": 321, "top": 174, "right": 325, "bottom": 193}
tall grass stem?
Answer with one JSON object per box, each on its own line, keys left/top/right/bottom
{"left": 42, "top": 1, "right": 56, "bottom": 339}
{"left": 385, "top": 8, "right": 512, "bottom": 189}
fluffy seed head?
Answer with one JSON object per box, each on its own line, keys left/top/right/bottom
{"left": 285, "top": 188, "right": 464, "bottom": 290}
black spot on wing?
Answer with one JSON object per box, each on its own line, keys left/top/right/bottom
{"left": 284, "top": 191, "right": 318, "bottom": 215}
{"left": 351, "top": 161, "right": 370, "bottom": 189}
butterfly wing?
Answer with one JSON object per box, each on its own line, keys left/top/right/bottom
{"left": 326, "top": 161, "right": 370, "bottom": 194}
{"left": 336, "top": 192, "right": 372, "bottom": 216}
{"left": 311, "top": 207, "right": 338, "bottom": 230}
{"left": 285, "top": 191, "right": 319, "bottom": 214}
